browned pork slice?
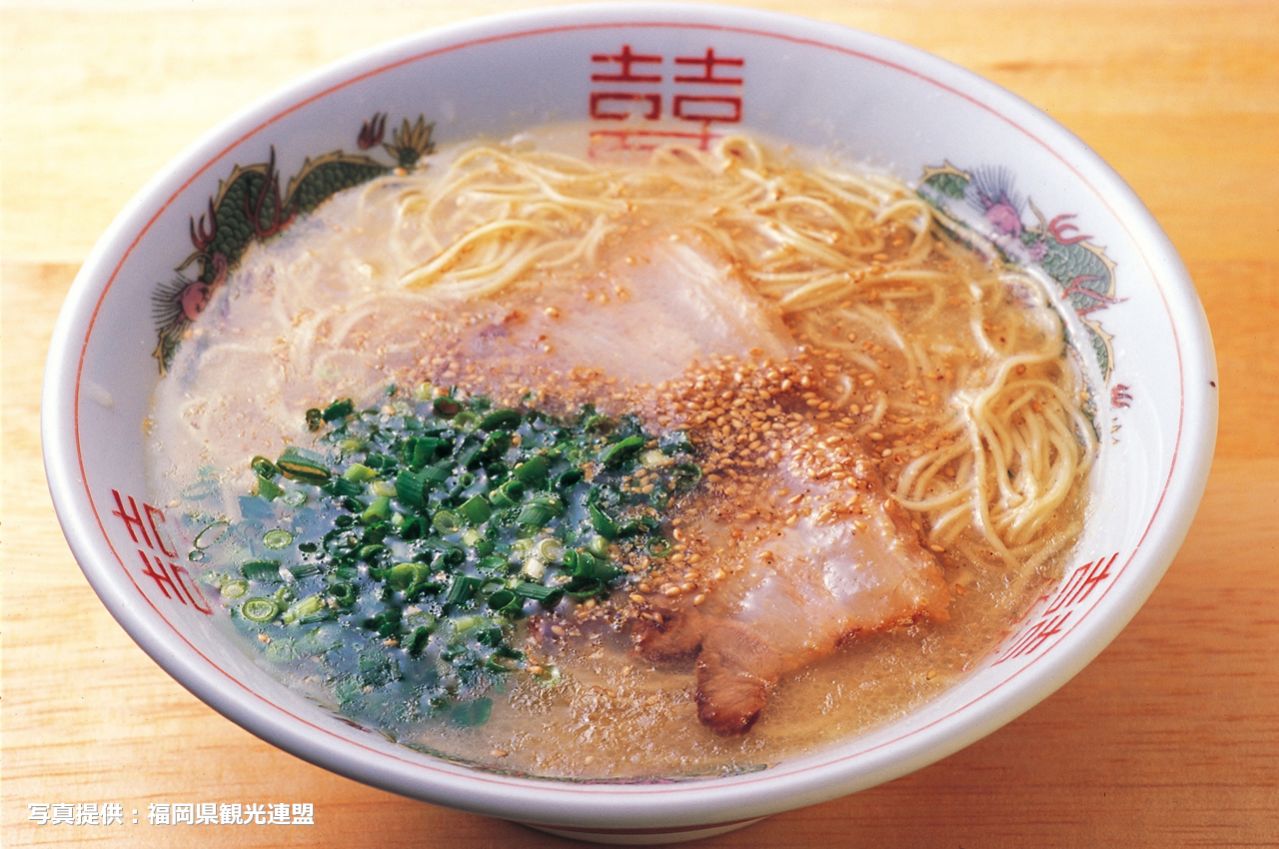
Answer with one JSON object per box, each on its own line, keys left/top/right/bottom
{"left": 640, "top": 433, "right": 951, "bottom": 735}
{"left": 450, "top": 234, "right": 794, "bottom": 389}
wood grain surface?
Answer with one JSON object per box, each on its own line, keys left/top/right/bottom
{"left": 3, "top": 2, "right": 1276, "bottom": 846}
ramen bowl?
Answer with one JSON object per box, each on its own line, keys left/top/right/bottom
{"left": 43, "top": 3, "right": 1216, "bottom": 843}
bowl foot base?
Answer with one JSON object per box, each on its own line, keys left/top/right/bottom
{"left": 517, "top": 816, "right": 766, "bottom": 844}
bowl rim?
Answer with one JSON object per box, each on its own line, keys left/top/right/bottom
{"left": 42, "top": 2, "right": 1217, "bottom": 829}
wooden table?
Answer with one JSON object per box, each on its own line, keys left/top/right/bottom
{"left": 3, "top": 2, "right": 1276, "bottom": 846}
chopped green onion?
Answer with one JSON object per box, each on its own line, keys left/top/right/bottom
{"left": 221, "top": 389, "right": 707, "bottom": 722}
{"left": 647, "top": 537, "right": 675, "bottom": 557}
{"left": 458, "top": 495, "right": 492, "bottom": 525}
{"left": 565, "top": 549, "right": 621, "bottom": 582}
{"left": 489, "top": 479, "right": 524, "bottom": 508}
{"left": 325, "top": 476, "right": 363, "bottom": 498}
{"left": 406, "top": 625, "right": 432, "bottom": 657}
{"left": 599, "top": 434, "right": 646, "bottom": 468}
{"left": 220, "top": 579, "right": 249, "bottom": 599}
{"left": 432, "top": 396, "right": 461, "bottom": 417}
{"left": 586, "top": 535, "right": 611, "bottom": 558}
{"left": 514, "top": 582, "right": 562, "bottom": 605}
{"left": 513, "top": 454, "right": 549, "bottom": 485}
{"left": 262, "top": 528, "right": 293, "bottom": 549}
{"left": 360, "top": 495, "right": 391, "bottom": 524}
{"left": 409, "top": 437, "right": 446, "bottom": 468}
{"left": 583, "top": 412, "right": 615, "bottom": 432}
{"left": 478, "top": 408, "right": 521, "bottom": 430}
{"left": 282, "top": 563, "right": 320, "bottom": 581}
{"left": 618, "top": 516, "right": 657, "bottom": 537}
{"left": 392, "top": 514, "right": 416, "bottom": 536}
{"left": 588, "top": 503, "right": 619, "bottom": 539}
{"left": 387, "top": 562, "right": 430, "bottom": 591}
{"left": 556, "top": 467, "right": 584, "bottom": 488}
{"left": 241, "top": 597, "right": 280, "bottom": 623}
{"left": 327, "top": 582, "right": 357, "bottom": 608}
{"left": 451, "top": 614, "right": 486, "bottom": 634}
{"left": 641, "top": 449, "right": 670, "bottom": 468}
{"left": 432, "top": 510, "right": 461, "bottom": 535}
{"left": 278, "top": 446, "right": 331, "bottom": 482}
{"left": 516, "top": 495, "right": 563, "bottom": 528}
{"left": 475, "top": 623, "right": 504, "bottom": 647}
{"left": 193, "top": 520, "right": 231, "bottom": 551}
{"left": 363, "top": 609, "right": 402, "bottom": 638}
{"left": 254, "top": 474, "right": 284, "bottom": 501}
{"left": 533, "top": 537, "right": 564, "bottom": 563}
{"left": 342, "top": 462, "right": 377, "bottom": 482}
{"left": 322, "top": 398, "right": 354, "bottom": 422}
{"left": 520, "top": 556, "right": 546, "bottom": 580}
{"left": 564, "top": 577, "right": 607, "bottom": 599}
{"left": 422, "top": 464, "right": 452, "bottom": 483}
{"left": 444, "top": 575, "right": 481, "bottom": 606}
{"left": 241, "top": 560, "right": 281, "bottom": 581}
{"left": 486, "top": 589, "right": 519, "bottom": 613}
{"left": 251, "top": 456, "right": 280, "bottom": 479}
{"left": 477, "top": 431, "right": 511, "bottom": 462}
{"left": 395, "top": 469, "right": 431, "bottom": 508}
{"left": 485, "top": 654, "right": 521, "bottom": 674}
{"left": 281, "top": 594, "right": 326, "bottom": 624}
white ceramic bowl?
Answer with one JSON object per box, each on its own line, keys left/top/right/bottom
{"left": 43, "top": 4, "right": 1216, "bottom": 843}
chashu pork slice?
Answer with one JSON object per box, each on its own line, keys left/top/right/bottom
{"left": 448, "top": 234, "right": 794, "bottom": 390}
{"left": 639, "top": 425, "right": 951, "bottom": 735}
